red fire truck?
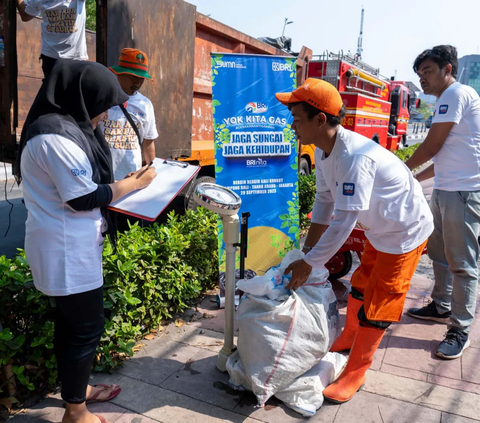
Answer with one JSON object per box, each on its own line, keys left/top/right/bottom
{"left": 308, "top": 52, "right": 418, "bottom": 150}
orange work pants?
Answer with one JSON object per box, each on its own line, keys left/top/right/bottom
{"left": 351, "top": 239, "right": 427, "bottom": 322}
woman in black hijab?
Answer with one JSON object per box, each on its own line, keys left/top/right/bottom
{"left": 14, "top": 60, "right": 156, "bottom": 423}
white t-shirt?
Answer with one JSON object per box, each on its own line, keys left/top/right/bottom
{"left": 311, "top": 126, "right": 433, "bottom": 255}
{"left": 25, "top": 0, "right": 88, "bottom": 60}
{"left": 20, "top": 134, "right": 105, "bottom": 296}
{"left": 99, "top": 91, "right": 158, "bottom": 180}
{"left": 432, "top": 82, "right": 480, "bottom": 191}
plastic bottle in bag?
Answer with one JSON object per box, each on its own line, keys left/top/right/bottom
{"left": 0, "top": 36, "right": 5, "bottom": 67}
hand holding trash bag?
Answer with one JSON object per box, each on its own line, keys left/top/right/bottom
{"left": 284, "top": 259, "right": 313, "bottom": 291}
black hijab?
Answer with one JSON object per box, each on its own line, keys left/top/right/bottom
{"left": 13, "top": 59, "right": 129, "bottom": 245}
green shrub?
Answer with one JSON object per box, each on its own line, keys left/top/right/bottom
{"left": 0, "top": 254, "right": 57, "bottom": 397}
{"left": 0, "top": 208, "right": 218, "bottom": 399}
{"left": 393, "top": 143, "right": 420, "bottom": 162}
{"left": 299, "top": 173, "right": 316, "bottom": 230}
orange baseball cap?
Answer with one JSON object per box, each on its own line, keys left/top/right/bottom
{"left": 275, "top": 78, "right": 343, "bottom": 116}
{"left": 109, "top": 48, "right": 154, "bottom": 81}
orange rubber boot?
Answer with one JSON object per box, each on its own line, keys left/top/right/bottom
{"left": 330, "top": 294, "right": 363, "bottom": 352}
{"left": 323, "top": 324, "right": 385, "bottom": 404}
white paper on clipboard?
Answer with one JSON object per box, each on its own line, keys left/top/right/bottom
{"left": 108, "top": 158, "right": 200, "bottom": 221}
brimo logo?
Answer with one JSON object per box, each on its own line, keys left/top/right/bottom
{"left": 246, "top": 158, "right": 268, "bottom": 167}
{"left": 272, "top": 62, "right": 293, "bottom": 71}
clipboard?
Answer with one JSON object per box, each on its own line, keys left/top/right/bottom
{"left": 108, "top": 158, "right": 200, "bottom": 221}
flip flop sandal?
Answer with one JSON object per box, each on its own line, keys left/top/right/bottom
{"left": 86, "top": 384, "right": 122, "bottom": 405}
{"left": 96, "top": 415, "right": 110, "bottom": 423}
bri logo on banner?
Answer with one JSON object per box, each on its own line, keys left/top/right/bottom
{"left": 245, "top": 102, "right": 268, "bottom": 114}
{"left": 272, "top": 62, "right": 293, "bottom": 72}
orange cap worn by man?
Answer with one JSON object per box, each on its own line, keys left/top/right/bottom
{"left": 99, "top": 48, "right": 159, "bottom": 181}
{"left": 278, "top": 78, "right": 434, "bottom": 404}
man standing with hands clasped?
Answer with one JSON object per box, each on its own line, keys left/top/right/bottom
{"left": 406, "top": 45, "right": 480, "bottom": 360}
{"left": 276, "top": 78, "right": 433, "bottom": 403}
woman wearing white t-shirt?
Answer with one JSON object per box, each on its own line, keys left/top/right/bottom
{"left": 14, "top": 60, "right": 156, "bottom": 423}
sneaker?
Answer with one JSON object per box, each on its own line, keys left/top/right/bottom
{"left": 436, "top": 328, "right": 470, "bottom": 359}
{"left": 407, "top": 301, "right": 451, "bottom": 324}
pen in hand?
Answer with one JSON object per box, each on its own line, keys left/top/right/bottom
{"left": 124, "top": 161, "right": 155, "bottom": 180}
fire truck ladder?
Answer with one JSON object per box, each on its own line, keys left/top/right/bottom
{"left": 331, "top": 52, "right": 385, "bottom": 98}
{"left": 315, "top": 50, "right": 341, "bottom": 88}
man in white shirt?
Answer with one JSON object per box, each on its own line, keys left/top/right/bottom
{"left": 406, "top": 45, "right": 480, "bottom": 360}
{"left": 16, "top": 0, "right": 88, "bottom": 77}
{"left": 100, "top": 48, "right": 158, "bottom": 181}
{"left": 276, "top": 78, "right": 433, "bottom": 403}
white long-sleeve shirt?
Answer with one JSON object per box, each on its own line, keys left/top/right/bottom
{"left": 303, "top": 126, "right": 433, "bottom": 268}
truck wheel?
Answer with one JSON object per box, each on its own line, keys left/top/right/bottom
{"left": 372, "top": 134, "right": 380, "bottom": 144}
{"left": 299, "top": 158, "right": 310, "bottom": 175}
{"left": 326, "top": 251, "right": 353, "bottom": 280}
{"left": 184, "top": 176, "right": 216, "bottom": 210}
{"left": 402, "top": 134, "right": 408, "bottom": 147}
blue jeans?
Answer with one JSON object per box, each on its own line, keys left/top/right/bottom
{"left": 428, "top": 189, "right": 480, "bottom": 333}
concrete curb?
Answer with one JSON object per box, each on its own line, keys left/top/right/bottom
{"left": 407, "top": 134, "right": 426, "bottom": 141}
{"left": 0, "top": 162, "right": 14, "bottom": 182}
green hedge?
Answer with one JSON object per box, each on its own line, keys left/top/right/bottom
{"left": 393, "top": 143, "right": 420, "bottom": 162}
{"left": 0, "top": 209, "right": 218, "bottom": 399}
{"left": 299, "top": 173, "right": 316, "bottom": 230}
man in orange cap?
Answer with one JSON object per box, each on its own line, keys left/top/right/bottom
{"left": 100, "top": 48, "right": 158, "bottom": 181}
{"left": 277, "top": 78, "right": 434, "bottom": 403}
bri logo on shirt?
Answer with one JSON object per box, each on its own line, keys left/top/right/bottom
{"left": 71, "top": 169, "right": 87, "bottom": 177}
{"left": 343, "top": 183, "right": 355, "bottom": 196}
{"left": 439, "top": 105, "right": 449, "bottom": 114}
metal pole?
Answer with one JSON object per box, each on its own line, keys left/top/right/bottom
{"left": 239, "top": 212, "right": 250, "bottom": 280}
{"left": 217, "top": 213, "right": 239, "bottom": 372}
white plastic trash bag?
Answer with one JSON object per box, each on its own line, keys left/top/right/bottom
{"left": 226, "top": 351, "right": 346, "bottom": 417}
{"left": 236, "top": 249, "right": 331, "bottom": 301}
{"left": 274, "top": 352, "right": 347, "bottom": 417}
{"left": 227, "top": 249, "right": 339, "bottom": 407}
{"left": 235, "top": 267, "right": 290, "bottom": 300}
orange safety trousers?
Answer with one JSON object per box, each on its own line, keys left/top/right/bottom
{"left": 351, "top": 239, "right": 428, "bottom": 322}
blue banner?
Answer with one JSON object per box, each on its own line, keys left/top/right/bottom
{"left": 211, "top": 53, "right": 299, "bottom": 273}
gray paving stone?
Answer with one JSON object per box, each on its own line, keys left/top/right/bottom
{"left": 333, "top": 390, "right": 441, "bottom": 423}
{"left": 159, "top": 324, "right": 231, "bottom": 353}
{"left": 10, "top": 398, "right": 65, "bottom": 422}
{"left": 391, "top": 313, "right": 447, "bottom": 341}
{"left": 114, "top": 411, "right": 160, "bottom": 423}
{"left": 160, "top": 347, "right": 244, "bottom": 410}
{"left": 382, "top": 335, "right": 462, "bottom": 380}
{"left": 117, "top": 340, "right": 202, "bottom": 386}
{"left": 111, "top": 373, "right": 259, "bottom": 423}
{"left": 460, "top": 344, "right": 480, "bottom": 384}
{"left": 234, "top": 393, "right": 338, "bottom": 423}
{"left": 88, "top": 402, "right": 130, "bottom": 422}
{"left": 364, "top": 371, "right": 480, "bottom": 421}
{"left": 441, "top": 412, "right": 480, "bottom": 423}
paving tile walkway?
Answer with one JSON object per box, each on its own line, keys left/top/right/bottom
{"left": 12, "top": 265, "right": 480, "bottom": 423}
